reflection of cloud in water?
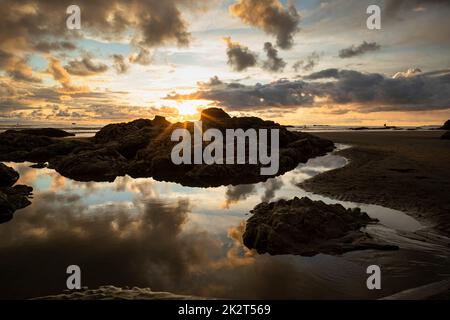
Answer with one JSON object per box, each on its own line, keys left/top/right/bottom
{"left": 0, "top": 194, "right": 222, "bottom": 298}
{"left": 223, "top": 184, "right": 256, "bottom": 208}
{"left": 261, "top": 178, "right": 283, "bottom": 202}
{"left": 0, "top": 190, "right": 376, "bottom": 300}
{"left": 4, "top": 152, "right": 434, "bottom": 300}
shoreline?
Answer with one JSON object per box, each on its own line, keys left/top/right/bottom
{"left": 300, "top": 130, "right": 450, "bottom": 234}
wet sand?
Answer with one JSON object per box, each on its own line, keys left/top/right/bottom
{"left": 300, "top": 131, "right": 450, "bottom": 234}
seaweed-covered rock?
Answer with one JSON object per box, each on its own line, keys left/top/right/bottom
{"left": 243, "top": 197, "right": 398, "bottom": 256}
{"left": 441, "top": 131, "right": 450, "bottom": 140}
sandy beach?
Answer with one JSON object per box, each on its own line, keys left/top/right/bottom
{"left": 301, "top": 130, "right": 450, "bottom": 234}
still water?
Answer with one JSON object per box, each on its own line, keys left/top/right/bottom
{"left": 1, "top": 145, "right": 449, "bottom": 299}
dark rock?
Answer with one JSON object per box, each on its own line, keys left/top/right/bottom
{"left": 0, "top": 108, "right": 334, "bottom": 186}
{"left": 2, "top": 185, "right": 33, "bottom": 210}
{"left": 5, "top": 128, "right": 75, "bottom": 137}
{"left": 0, "top": 131, "right": 55, "bottom": 161}
{"left": 200, "top": 107, "right": 231, "bottom": 126}
{"left": 93, "top": 118, "right": 153, "bottom": 144}
{"left": 440, "top": 120, "right": 450, "bottom": 130}
{"left": 152, "top": 115, "right": 171, "bottom": 127}
{"left": 243, "top": 197, "right": 398, "bottom": 256}
{"left": 0, "top": 164, "right": 33, "bottom": 224}
{"left": 441, "top": 131, "right": 450, "bottom": 140}
{"left": 0, "top": 163, "right": 19, "bottom": 187}
{"left": 0, "top": 192, "right": 14, "bottom": 223}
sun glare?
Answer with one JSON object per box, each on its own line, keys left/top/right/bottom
{"left": 178, "top": 104, "right": 198, "bottom": 115}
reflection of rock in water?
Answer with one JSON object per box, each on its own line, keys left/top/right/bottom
{"left": 0, "top": 163, "right": 33, "bottom": 223}
{"left": 33, "top": 286, "right": 208, "bottom": 300}
{"left": 243, "top": 197, "right": 399, "bottom": 256}
{"left": 0, "top": 108, "right": 334, "bottom": 187}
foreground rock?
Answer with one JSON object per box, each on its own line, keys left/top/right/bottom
{"left": 0, "top": 108, "right": 334, "bottom": 187}
{"left": 442, "top": 131, "right": 450, "bottom": 140}
{"left": 243, "top": 197, "right": 398, "bottom": 256}
{"left": 0, "top": 163, "right": 33, "bottom": 223}
{"left": 33, "top": 286, "right": 208, "bottom": 300}
{"left": 0, "top": 163, "right": 19, "bottom": 188}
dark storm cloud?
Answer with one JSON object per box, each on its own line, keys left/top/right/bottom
{"left": 166, "top": 69, "right": 450, "bottom": 112}
{"left": 225, "top": 37, "right": 258, "bottom": 72}
{"left": 262, "top": 42, "right": 286, "bottom": 72}
{"left": 33, "top": 41, "right": 77, "bottom": 53}
{"left": 65, "top": 54, "right": 108, "bottom": 76}
{"left": 229, "top": 0, "right": 300, "bottom": 49}
{"left": 293, "top": 51, "right": 321, "bottom": 72}
{"left": 338, "top": 41, "right": 381, "bottom": 58}
{"left": 112, "top": 54, "right": 130, "bottom": 74}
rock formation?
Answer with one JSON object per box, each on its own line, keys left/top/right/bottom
{"left": 0, "top": 109, "right": 334, "bottom": 187}
{"left": 243, "top": 197, "right": 398, "bottom": 256}
{"left": 0, "top": 163, "right": 33, "bottom": 223}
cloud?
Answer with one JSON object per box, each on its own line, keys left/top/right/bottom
{"left": 224, "top": 37, "right": 258, "bottom": 72}
{"left": 65, "top": 54, "right": 108, "bottom": 76}
{"left": 338, "top": 41, "right": 381, "bottom": 58}
{"left": 229, "top": 0, "right": 300, "bottom": 49}
{"left": 33, "top": 41, "right": 77, "bottom": 53}
{"left": 112, "top": 54, "right": 130, "bottom": 74}
{"left": 0, "top": 50, "right": 41, "bottom": 83}
{"left": 384, "top": 0, "right": 450, "bottom": 19}
{"left": 166, "top": 68, "right": 450, "bottom": 113}
{"left": 197, "top": 76, "right": 224, "bottom": 89}
{"left": 392, "top": 68, "right": 422, "bottom": 79}
{"left": 293, "top": 51, "right": 321, "bottom": 72}
{"left": 305, "top": 68, "right": 450, "bottom": 112}
{"left": 129, "top": 47, "right": 152, "bottom": 65}
{"left": 47, "top": 57, "right": 89, "bottom": 93}
{"left": 262, "top": 42, "right": 286, "bottom": 72}
{"left": 0, "top": 0, "right": 207, "bottom": 52}
{"left": 166, "top": 78, "right": 313, "bottom": 111}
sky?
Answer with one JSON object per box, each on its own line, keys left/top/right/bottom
{"left": 1, "top": 0, "right": 450, "bottom": 126}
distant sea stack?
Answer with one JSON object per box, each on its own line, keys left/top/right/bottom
{"left": 0, "top": 108, "right": 334, "bottom": 187}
